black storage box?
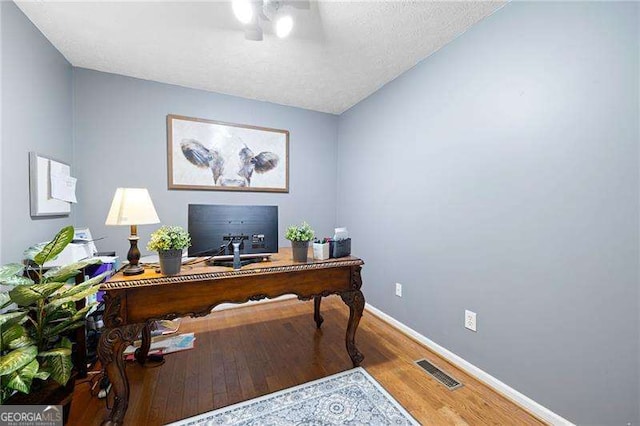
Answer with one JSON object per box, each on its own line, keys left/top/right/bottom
{"left": 330, "top": 238, "right": 351, "bottom": 258}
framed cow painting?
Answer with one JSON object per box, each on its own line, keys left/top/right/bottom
{"left": 167, "top": 114, "right": 289, "bottom": 193}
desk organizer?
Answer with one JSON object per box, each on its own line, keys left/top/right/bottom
{"left": 330, "top": 238, "right": 351, "bottom": 258}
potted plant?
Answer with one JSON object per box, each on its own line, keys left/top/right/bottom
{"left": 285, "top": 222, "right": 315, "bottom": 262}
{"left": 147, "top": 225, "right": 191, "bottom": 275}
{"left": 313, "top": 238, "right": 330, "bottom": 261}
{"left": 0, "top": 226, "right": 107, "bottom": 404}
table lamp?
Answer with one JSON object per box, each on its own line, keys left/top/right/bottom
{"left": 105, "top": 188, "right": 160, "bottom": 276}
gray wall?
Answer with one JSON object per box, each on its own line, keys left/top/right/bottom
{"left": 337, "top": 2, "right": 639, "bottom": 425}
{"left": 0, "top": 1, "right": 73, "bottom": 264}
{"left": 3, "top": 0, "right": 640, "bottom": 423}
{"left": 72, "top": 68, "right": 339, "bottom": 257}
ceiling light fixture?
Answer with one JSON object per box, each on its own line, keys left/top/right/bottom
{"left": 233, "top": 0, "right": 304, "bottom": 41}
{"left": 275, "top": 15, "right": 293, "bottom": 38}
{"left": 232, "top": 0, "right": 254, "bottom": 25}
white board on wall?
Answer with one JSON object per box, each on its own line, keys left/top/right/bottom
{"left": 29, "top": 152, "right": 71, "bottom": 217}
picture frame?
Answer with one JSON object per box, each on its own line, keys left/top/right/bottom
{"left": 167, "top": 114, "right": 289, "bottom": 193}
{"left": 28, "top": 152, "right": 72, "bottom": 217}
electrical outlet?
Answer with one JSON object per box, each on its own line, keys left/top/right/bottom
{"left": 465, "top": 310, "right": 477, "bottom": 332}
{"left": 395, "top": 283, "right": 402, "bottom": 297}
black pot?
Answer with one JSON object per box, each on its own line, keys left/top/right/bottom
{"left": 291, "top": 241, "right": 310, "bottom": 262}
{"left": 158, "top": 249, "right": 183, "bottom": 275}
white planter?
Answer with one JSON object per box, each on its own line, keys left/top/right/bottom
{"left": 313, "top": 243, "right": 330, "bottom": 260}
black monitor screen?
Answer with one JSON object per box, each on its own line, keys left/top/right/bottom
{"left": 188, "top": 204, "right": 278, "bottom": 258}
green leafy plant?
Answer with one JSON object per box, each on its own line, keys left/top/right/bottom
{"left": 285, "top": 222, "right": 315, "bottom": 242}
{"left": 0, "top": 226, "right": 107, "bottom": 403}
{"left": 147, "top": 225, "right": 191, "bottom": 252}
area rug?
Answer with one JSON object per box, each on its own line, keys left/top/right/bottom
{"left": 167, "top": 367, "right": 419, "bottom": 425}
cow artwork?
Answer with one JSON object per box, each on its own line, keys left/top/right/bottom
{"left": 180, "top": 139, "right": 279, "bottom": 187}
{"left": 167, "top": 115, "right": 289, "bottom": 193}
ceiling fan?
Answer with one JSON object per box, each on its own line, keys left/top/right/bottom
{"left": 232, "top": 0, "right": 310, "bottom": 41}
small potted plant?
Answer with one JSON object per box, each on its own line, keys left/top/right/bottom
{"left": 285, "top": 222, "right": 315, "bottom": 262}
{"left": 313, "top": 237, "right": 330, "bottom": 261}
{"left": 147, "top": 225, "right": 191, "bottom": 275}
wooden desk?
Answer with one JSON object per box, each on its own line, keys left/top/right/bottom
{"left": 97, "top": 249, "right": 365, "bottom": 425}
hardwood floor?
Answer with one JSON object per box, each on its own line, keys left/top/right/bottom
{"left": 68, "top": 297, "right": 546, "bottom": 425}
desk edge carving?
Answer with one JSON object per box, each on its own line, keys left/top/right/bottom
{"left": 101, "top": 259, "right": 365, "bottom": 290}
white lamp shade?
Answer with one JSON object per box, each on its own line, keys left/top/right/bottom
{"left": 105, "top": 188, "right": 160, "bottom": 226}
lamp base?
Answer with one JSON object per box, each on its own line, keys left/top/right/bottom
{"left": 123, "top": 264, "right": 144, "bottom": 276}
{"left": 125, "top": 228, "right": 144, "bottom": 275}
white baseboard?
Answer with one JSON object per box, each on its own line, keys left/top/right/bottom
{"left": 212, "top": 294, "right": 297, "bottom": 312}
{"left": 364, "top": 303, "right": 574, "bottom": 426}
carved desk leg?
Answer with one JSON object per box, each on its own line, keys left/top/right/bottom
{"left": 340, "top": 265, "right": 365, "bottom": 367}
{"left": 134, "top": 322, "right": 152, "bottom": 365}
{"left": 340, "top": 289, "right": 365, "bottom": 367}
{"left": 99, "top": 292, "right": 145, "bottom": 426}
{"left": 313, "top": 296, "right": 324, "bottom": 329}
{"left": 98, "top": 324, "right": 144, "bottom": 426}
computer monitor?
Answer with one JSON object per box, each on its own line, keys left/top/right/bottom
{"left": 187, "top": 204, "right": 278, "bottom": 263}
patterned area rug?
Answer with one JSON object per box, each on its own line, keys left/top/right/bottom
{"left": 167, "top": 367, "right": 419, "bottom": 425}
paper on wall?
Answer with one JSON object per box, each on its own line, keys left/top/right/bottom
{"left": 49, "top": 160, "right": 69, "bottom": 178}
{"left": 49, "top": 159, "right": 77, "bottom": 203}
{"left": 51, "top": 175, "right": 77, "bottom": 203}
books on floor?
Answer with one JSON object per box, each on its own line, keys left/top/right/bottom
{"left": 153, "top": 319, "right": 181, "bottom": 336}
{"left": 123, "top": 332, "right": 195, "bottom": 361}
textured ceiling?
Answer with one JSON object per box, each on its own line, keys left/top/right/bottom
{"left": 16, "top": 1, "right": 505, "bottom": 114}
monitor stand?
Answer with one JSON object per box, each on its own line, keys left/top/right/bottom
{"left": 208, "top": 257, "right": 264, "bottom": 268}
{"left": 206, "top": 254, "right": 272, "bottom": 268}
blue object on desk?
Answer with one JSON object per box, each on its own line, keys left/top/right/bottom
{"left": 85, "top": 256, "right": 120, "bottom": 302}
{"left": 330, "top": 238, "right": 351, "bottom": 258}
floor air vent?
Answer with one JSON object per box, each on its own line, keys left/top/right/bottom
{"left": 415, "top": 359, "right": 463, "bottom": 390}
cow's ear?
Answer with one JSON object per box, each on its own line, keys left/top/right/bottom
{"left": 181, "top": 139, "right": 212, "bottom": 168}
{"left": 252, "top": 152, "right": 279, "bottom": 173}
{"left": 239, "top": 146, "right": 255, "bottom": 163}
